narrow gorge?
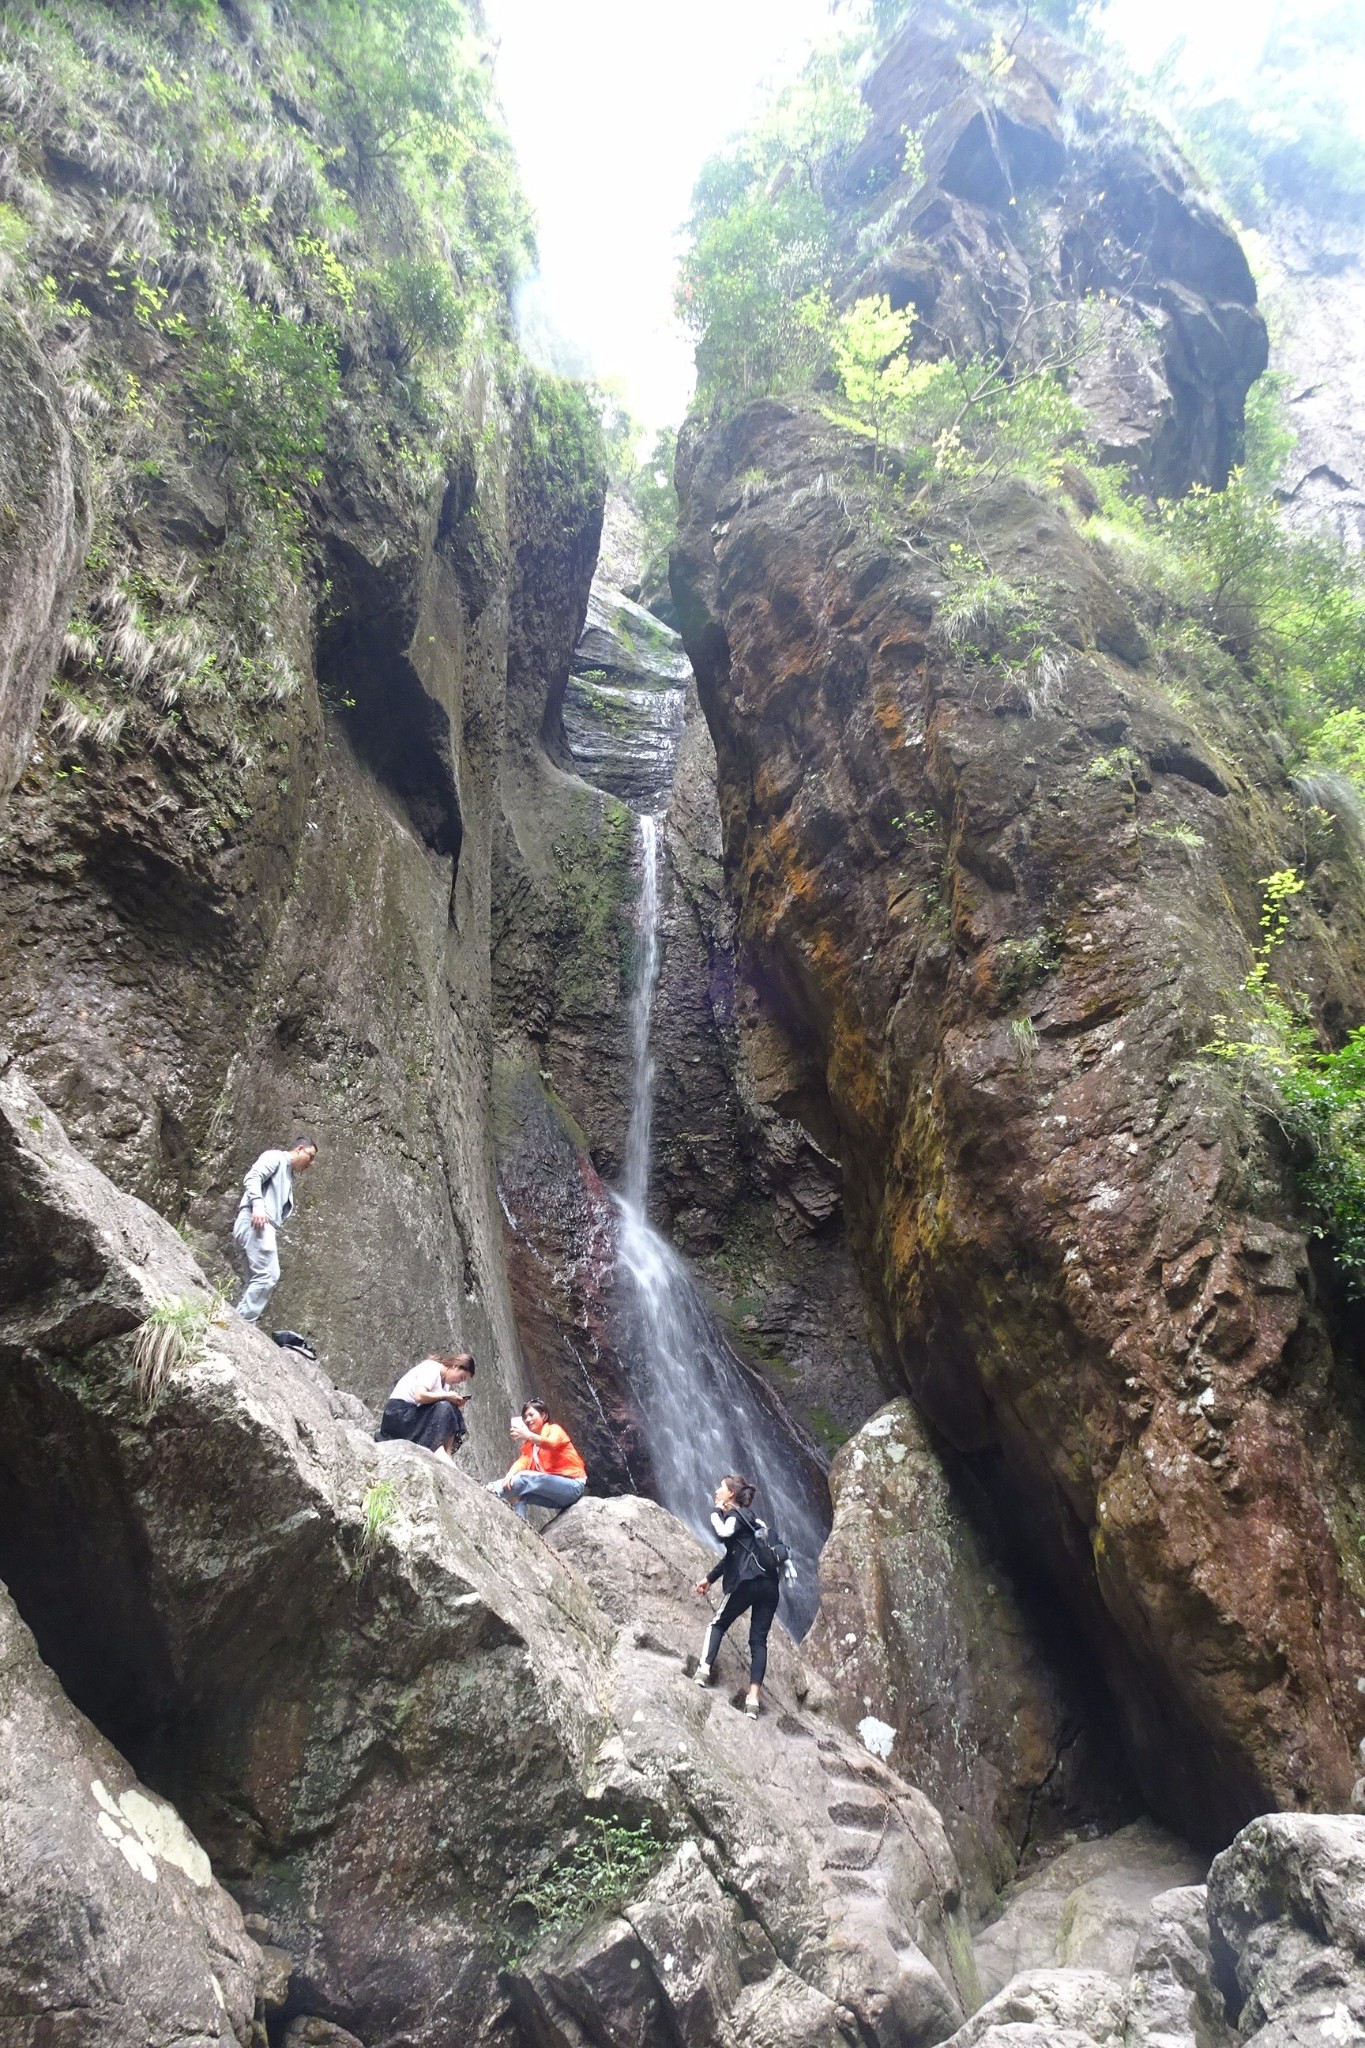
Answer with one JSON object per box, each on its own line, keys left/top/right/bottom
{"left": 4, "top": 2, "right": 1365, "bottom": 2046}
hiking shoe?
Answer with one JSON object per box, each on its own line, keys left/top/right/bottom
{"left": 744, "top": 1697, "right": 760, "bottom": 1718}
{"left": 694, "top": 1663, "right": 712, "bottom": 1687}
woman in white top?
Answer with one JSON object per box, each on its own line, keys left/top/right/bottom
{"left": 376, "top": 1353, "right": 475, "bottom": 1458}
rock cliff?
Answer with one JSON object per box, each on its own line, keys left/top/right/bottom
{"left": 0, "top": 0, "right": 607, "bottom": 1435}
{"left": 833, "top": 0, "right": 1266, "bottom": 495}
{"left": 673, "top": 4, "right": 1365, "bottom": 1848}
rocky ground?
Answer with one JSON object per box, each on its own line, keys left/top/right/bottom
{"left": 6, "top": 1055, "right": 1365, "bottom": 2047}
{"left": 0, "top": 1061, "right": 977, "bottom": 2048}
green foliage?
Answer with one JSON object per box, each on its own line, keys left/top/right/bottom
{"left": 1241, "top": 369, "right": 1296, "bottom": 495}
{"left": 370, "top": 254, "right": 464, "bottom": 372}
{"left": 901, "top": 125, "right": 927, "bottom": 185}
{"left": 632, "top": 426, "right": 678, "bottom": 593}
{"left": 1306, "top": 708, "right": 1365, "bottom": 787}
{"left": 1157, "top": 5, "right": 1365, "bottom": 227}
{"left": 360, "top": 1480, "right": 398, "bottom": 1566}
{"left": 828, "top": 294, "right": 939, "bottom": 472}
{"left": 996, "top": 930, "right": 1061, "bottom": 1003}
{"left": 935, "top": 546, "right": 1050, "bottom": 659}
{"left": 679, "top": 37, "right": 870, "bottom": 407}
{"left": 678, "top": 185, "right": 833, "bottom": 405}
{"left": 0, "top": 201, "right": 30, "bottom": 261}
{"left": 510, "top": 1817, "right": 666, "bottom": 1954}
{"left": 295, "top": 0, "right": 532, "bottom": 290}
{"left": 1155, "top": 475, "right": 1365, "bottom": 728}
{"left": 191, "top": 293, "right": 339, "bottom": 509}
{"left": 517, "top": 372, "right": 608, "bottom": 539}
{"left": 1207, "top": 871, "right": 1365, "bottom": 1294}
{"left": 821, "top": 293, "right": 1091, "bottom": 504}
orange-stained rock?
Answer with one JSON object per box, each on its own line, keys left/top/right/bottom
{"left": 674, "top": 405, "right": 1365, "bottom": 1847}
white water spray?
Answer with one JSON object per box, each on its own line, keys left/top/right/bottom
{"left": 614, "top": 815, "right": 828, "bottom": 1633}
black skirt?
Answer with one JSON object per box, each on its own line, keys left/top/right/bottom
{"left": 377, "top": 1399, "right": 464, "bottom": 1453}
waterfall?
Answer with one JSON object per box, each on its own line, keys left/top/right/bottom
{"left": 614, "top": 814, "right": 829, "bottom": 1636}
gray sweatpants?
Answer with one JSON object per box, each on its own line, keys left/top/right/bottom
{"left": 233, "top": 1210, "right": 280, "bottom": 1324}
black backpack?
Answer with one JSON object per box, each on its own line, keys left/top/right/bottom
{"left": 735, "top": 1510, "right": 789, "bottom": 1582}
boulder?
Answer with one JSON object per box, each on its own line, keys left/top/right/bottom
{"left": 974, "top": 1822, "right": 1206, "bottom": 2000}
{"left": 540, "top": 1498, "right": 981, "bottom": 2041}
{"left": 807, "top": 1399, "right": 1134, "bottom": 1913}
{"left": 1126, "top": 1885, "right": 1233, "bottom": 2048}
{"left": 941, "top": 1968, "right": 1128, "bottom": 2047}
{"left": 1207, "top": 1813, "right": 1365, "bottom": 2044}
{"left": 0, "top": 305, "right": 89, "bottom": 804}
{"left": 0, "top": 1575, "right": 260, "bottom": 2047}
{"left": 0, "top": 1058, "right": 978, "bottom": 2048}
{"left": 283, "top": 2023, "right": 367, "bottom": 2048}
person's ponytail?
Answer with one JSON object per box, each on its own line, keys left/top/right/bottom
{"left": 722, "top": 1473, "right": 756, "bottom": 1510}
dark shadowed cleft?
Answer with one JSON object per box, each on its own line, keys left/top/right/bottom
{"left": 318, "top": 615, "right": 462, "bottom": 863}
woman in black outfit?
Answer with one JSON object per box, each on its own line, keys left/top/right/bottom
{"left": 693, "top": 1473, "right": 781, "bottom": 1719}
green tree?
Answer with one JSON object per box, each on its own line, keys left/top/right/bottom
{"left": 371, "top": 255, "right": 464, "bottom": 372}
{"left": 677, "top": 185, "right": 833, "bottom": 404}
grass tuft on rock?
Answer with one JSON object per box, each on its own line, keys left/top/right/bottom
{"left": 359, "top": 1479, "right": 398, "bottom": 1568}
{"left": 130, "top": 1291, "right": 220, "bottom": 1408}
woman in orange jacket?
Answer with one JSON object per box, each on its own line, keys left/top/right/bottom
{"left": 487, "top": 1400, "right": 587, "bottom": 1522}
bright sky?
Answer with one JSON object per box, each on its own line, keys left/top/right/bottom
{"left": 480, "top": 0, "right": 1291, "bottom": 431}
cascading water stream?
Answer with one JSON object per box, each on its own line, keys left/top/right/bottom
{"left": 614, "top": 815, "right": 829, "bottom": 1635}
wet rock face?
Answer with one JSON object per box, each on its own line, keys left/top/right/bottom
{"left": 650, "top": 691, "right": 888, "bottom": 1453}
{"left": 496, "top": 601, "right": 886, "bottom": 1479}
{"left": 562, "top": 582, "right": 690, "bottom": 810}
{"left": 0, "top": 1578, "right": 261, "bottom": 2048}
{"left": 808, "top": 1402, "right": 1135, "bottom": 1914}
{"left": 0, "top": 4, "right": 608, "bottom": 1435}
{"left": 0, "top": 368, "right": 556, "bottom": 1430}
{"left": 496, "top": 1064, "right": 653, "bottom": 1495}
{"left": 0, "top": 306, "right": 88, "bottom": 803}
{"left": 674, "top": 399, "right": 1365, "bottom": 1844}
{"left": 841, "top": 4, "right": 1266, "bottom": 495}
{"left": 0, "top": 1065, "right": 977, "bottom": 2048}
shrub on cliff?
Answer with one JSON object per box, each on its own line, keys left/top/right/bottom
{"left": 678, "top": 40, "right": 868, "bottom": 406}
{"left": 1087, "top": 470, "right": 1365, "bottom": 785}
{"left": 1209, "top": 870, "right": 1365, "bottom": 1294}
{"left": 370, "top": 254, "right": 466, "bottom": 374}
{"left": 191, "top": 293, "right": 339, "bottom": 514}
{"left": 678, "top": 185, "right": 834, "bottom": 405}
{"left": 515, "top": 372, "right": 608, "bottom": 545}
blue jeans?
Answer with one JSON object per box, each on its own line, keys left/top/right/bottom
{"left": 504, "top": 1473, "right": 585, "bottom": 1520}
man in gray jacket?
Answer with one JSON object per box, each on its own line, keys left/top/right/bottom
{"left": 232, "top": 1138, "right": 317, "bottom": 1324}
